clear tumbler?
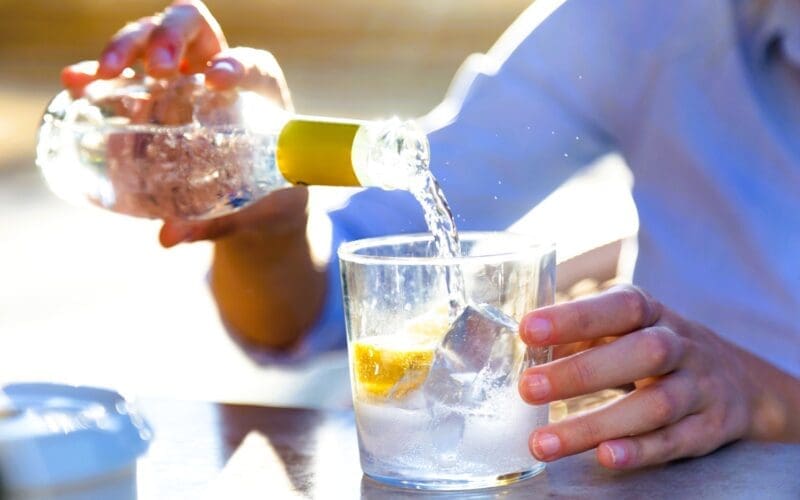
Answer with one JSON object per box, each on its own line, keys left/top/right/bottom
{"left": 339, "top": 232, "right": 555, "bottom": 490}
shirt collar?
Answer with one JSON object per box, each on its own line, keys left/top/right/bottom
{"left": 738, "top": 0, "right": 800, "bottom": 65}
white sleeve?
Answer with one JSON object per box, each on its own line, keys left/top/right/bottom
{"left": 422, "top": 0, "right": 637, "bottom": 230}
{"left": 307, "top": 0, "right": 638, "bottom": 355}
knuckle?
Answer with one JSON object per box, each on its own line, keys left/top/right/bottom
{"left": 167, "top": 3, "right": 202, "bottom": 20}
{"left": 573, "top": 417, "right": 601, "bottom": 446}
{"left": 149, "top": 25, "right": 181, "bottom": 44}
{"left": 655, "top": 427, "right": 682, "bottom": 461}
{"left": 703, "top": 409, "right": 725, "bottom": 433}
{"left": 626, "top": 438, "right": 645, "bottom": 465}
{"left": 615, "top": 285, "right": 659, "bottom": 326}
{"left": 568, "top": 356, "right": 597, "bottom": 391}
{"left": 574, "top": 301, "right": 592, "bottom": 332}
{"left": 640, "top": 329, "right": 676, "bottom": 372}
{"left": 647, "top": 386, "right": 680, "bottom": 424}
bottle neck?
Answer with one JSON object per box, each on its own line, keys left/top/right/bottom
{"left": 275, "top": 116, "right": 429, "bottom": 191}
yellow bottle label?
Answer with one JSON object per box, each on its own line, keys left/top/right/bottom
{"left": 276, "top": 117, "right": 363, "bottom": 187}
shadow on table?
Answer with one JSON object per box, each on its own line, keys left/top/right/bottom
{"left": 214, "top": 404, "right": 324, "bottom": 495}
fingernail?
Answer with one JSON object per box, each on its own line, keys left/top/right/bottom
{"left": 532, "top": 432, "right": 561, "bottom": 459}
{"left": 524, "top": 373, "right": 551, "bottom": 401}
{"left": 524, "top": 317, "right": 553, "bottom": 343}
{"left": 151, "top": 47, "right": 175, "bottom": 68}
{"left": 604, "top": 442, "right": 629, "bottom": 466}
{"left": 210, "top": 60, "right": 237, "bottom": 74}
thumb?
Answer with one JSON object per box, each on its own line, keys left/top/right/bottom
{"left": 159, "top": 220, "right": 197, "bottom": 248}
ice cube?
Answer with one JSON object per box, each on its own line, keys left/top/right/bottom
{"left": 422, "top": 303, "right": 524, "bottom": 407}
{"left": 420, "top": 303, "right": 524, "bottom": 458}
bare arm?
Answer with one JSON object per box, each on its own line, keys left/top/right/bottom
{"left": 199, "top": 189, "right": 327, "bottom": 350}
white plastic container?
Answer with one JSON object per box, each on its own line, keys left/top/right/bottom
{"left": 0, "top": 383, "right": 152, "bottom": 500}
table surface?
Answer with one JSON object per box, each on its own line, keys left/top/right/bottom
{"left": 137, "top": 398, "right": 800, "bottom": 499}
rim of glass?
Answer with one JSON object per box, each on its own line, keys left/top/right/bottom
{"left": 338, "top": 232, "right": 554, "bottom": 266}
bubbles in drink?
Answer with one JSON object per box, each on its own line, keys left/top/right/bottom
{"left": 37, "top": 75, "right": 290, "bottom": 219}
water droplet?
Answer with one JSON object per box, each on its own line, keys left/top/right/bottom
{"left": 493, "top": 195, "right": 498, "bottom": 200}
{"left": 563, "top": 153, "right": 569, "bottom": 158}
{"left": 526, "top": 125, "right": 531, "bottom": 130}
{"left": 575, "top": 136, "right": 580, "bottom": 141}
{"left": 578, "top": 74, "right": 583, "bottom": 80}
{"left": 551, "top": 130, "right": 556, "bottom": 135}
{"left": 497, "top": 180, "right": 502, "bottom": 185}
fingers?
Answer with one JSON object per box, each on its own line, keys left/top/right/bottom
{"left": 529, "top": 372, "right": 703, "bottom": 462}
{"left": 520, "top": 285, "right": 662, "bottom": 346}
{"left": 145, "top": 0, "right": 226, "bottom": 77}
{"left": 520, "top": 326, "right": 686, "bottom": 404}
{"left": 205, "top": 47, "right": 293, "bottom": 110}
{"left": 63, "top": 16, "right": 156, "bottom": 95}
{"left": 63, "top": 1, "right": 226, "bottom": 94}
{"left": 596, "top": 413, "right": 718, "bottom": 469}
{"left": 98, "top": 17, "right": 159, "bottom": 79}
{"left": 61, "top": 61, "right": 100, "bottom": 98}
{"left": 204, "top": 56, "right": 245, "bottom": 91}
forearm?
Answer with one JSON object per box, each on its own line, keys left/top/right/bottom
{"left": 209, "top": 219, "right": 327, "bottom": 351}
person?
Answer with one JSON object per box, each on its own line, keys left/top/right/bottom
{"left": 62, "top": 0, "right": 800, "bottom": 470}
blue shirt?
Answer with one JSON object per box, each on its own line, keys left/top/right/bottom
{"left": 299, "top": 0, "right": 800, "bottom": 378}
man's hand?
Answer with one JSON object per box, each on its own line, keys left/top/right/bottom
{"left": 518, "top": 284, "right": 800, "bottom": 469}
{"left": 59, "top": 1, "right": 323, "bottom": 350}
{"left": 62, "top": 1, "right": 289, "bottom": 105}
{"left": 61, "top": 0, "right": 296, "bottom": 245}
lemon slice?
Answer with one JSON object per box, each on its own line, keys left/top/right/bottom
{"left": 353, "top": 306, "right": 453, "bottom": 400}
{"left": 353, "top": 333, "right": 441, "bottom": 400}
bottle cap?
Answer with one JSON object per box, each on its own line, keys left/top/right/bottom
{"left": 277, "top": 117, "right": 362, "bottom": 186}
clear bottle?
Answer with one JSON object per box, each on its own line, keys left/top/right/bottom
{"left": 36, "top": 74, "right": 429, "bottom": 219}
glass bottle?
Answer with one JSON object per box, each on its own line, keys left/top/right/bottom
{"left": 36, "top": 74, "right": 429, "bottom": 220}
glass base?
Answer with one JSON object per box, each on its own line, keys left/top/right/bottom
{"left": 362, "top": 462, "right": 546, "bottom": 491}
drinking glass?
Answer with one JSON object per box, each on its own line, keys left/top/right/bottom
{"left": 339, "top": 232, "right": 555, "bottom": 490}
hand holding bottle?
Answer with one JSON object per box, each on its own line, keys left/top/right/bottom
{"left": 61, "top": 1, "right": 291, "bottom": 110}
{"left": 54, "top": 0, "right": 425, "bottom": 241}
{"left": 58, "top": 1, "right": 325, "bottom": 349}
{"left": 59, "top": 0, "right": 305, "bottom": 247}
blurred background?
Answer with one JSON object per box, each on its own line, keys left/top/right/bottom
{"left": 0, "top": 0, "right": 636, "bottom": 407}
